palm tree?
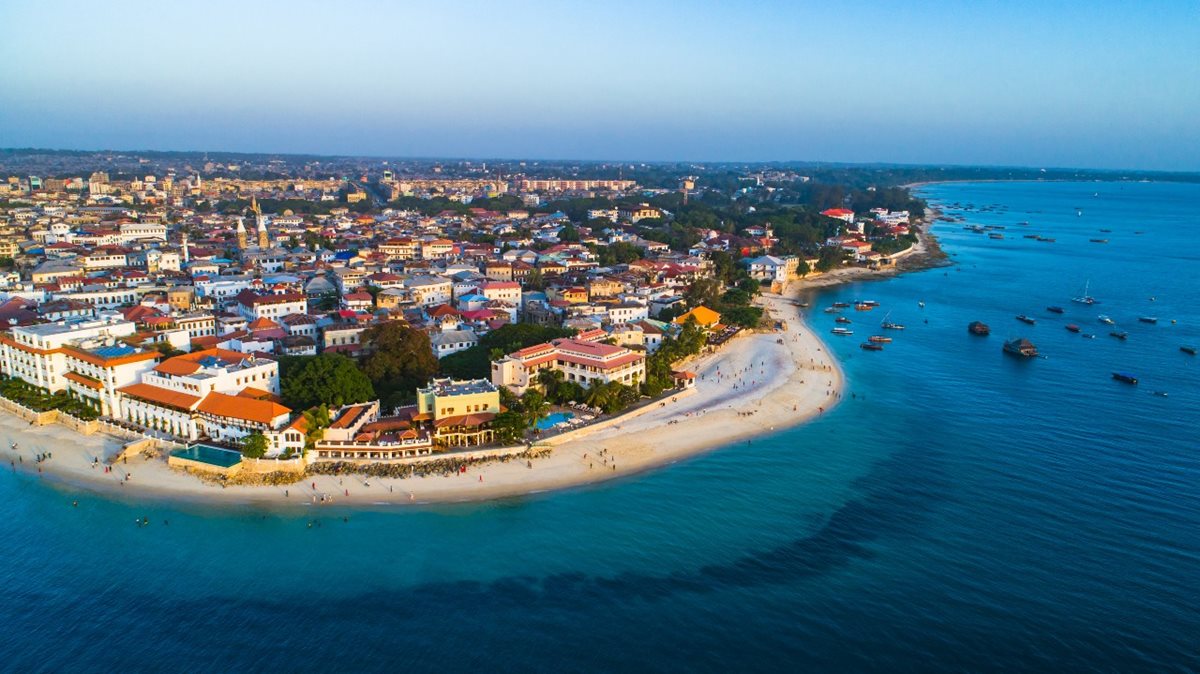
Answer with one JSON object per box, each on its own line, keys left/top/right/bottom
{"left": 583, "top": 381, "right": 614, "bottom": 412}
{"left": 520, "top": 390, "right": 549, "bottom": 427}
{"left": 536, "top": 369, "right": 564, "bottom": 401}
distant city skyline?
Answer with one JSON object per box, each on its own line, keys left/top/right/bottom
{"left": 2, "top": 0, "right": 1198, "bottom": 171}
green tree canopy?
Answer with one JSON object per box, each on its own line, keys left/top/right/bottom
{"left": 360, "top": 322, "right": 439, "bottom": 409}
{"left": 280, "top": 353, "right": 375, "bottom": 410}
{"left": 241, "top": 432, "right": 269, "bottom": 459}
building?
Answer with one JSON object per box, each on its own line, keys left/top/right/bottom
{"left": 416, "top": 378, "right": 501, "bottom": 446}
{"left": 0, "top": 313, "right": 168, "bottom": 417}
{"left": 491, "top": 337, "right": 645, "bottom": 395}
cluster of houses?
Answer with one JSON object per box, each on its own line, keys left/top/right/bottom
{"left": 822, "top": 207, "right": 914, "bottom": 264}
{"left": 0, "top": 167, "right": 891, "bottom": 466}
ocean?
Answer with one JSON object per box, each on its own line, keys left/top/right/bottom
{"left": 1, "top": 181, "right": 1197, "bottom": 673}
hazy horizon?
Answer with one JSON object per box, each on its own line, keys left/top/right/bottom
{"left": 2, "top": 0, "right": 1198, "bottom": 172}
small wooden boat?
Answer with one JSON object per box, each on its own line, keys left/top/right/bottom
{"left": 835, "top": 316, "right": 852, "bottom": 324}
{"left": 1111, "top": 372, "right": 1138, "bottom": 385}
{"left": 1065, "top": 324, "right": 1080, "bottom": 333}
{"left": 854, "top": 302, "right": 875, "bottom": 311}
{"left": 860, "top": 342, "right": 884, "bottom": 351}
{"left": 968, "top": 321, "right": 990, "bottom": 336}
{"left": 868, "top": 335, "right": 892, "bottom": 343}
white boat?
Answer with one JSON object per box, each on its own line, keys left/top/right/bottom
{"left": 1072, "top": 280, "right": 1097, "bottom": 305}
{"left": 831, "top": 327, "right": 854, "bottom": 336}
{"left": 1098, "top": 315, "right": 1114, "bottom": 325}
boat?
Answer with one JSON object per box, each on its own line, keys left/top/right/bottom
{"left": 1065, "top": 324, "right": 1080, "bottom": 333}
{"left": 968, "top": 321, "right": 990, "bottom": 336}
{"left": 860, "top": 342, "right": 884, "bottom": 351}
{"left": 831, "top": 327, "right": 853, "bottom": 336}
{"left": 881, "top": 321, "right": 905, "bottom": 330}
{"left": 1072, "top": 281, "right": 1097, "bottom": 305}
{"left": 1003, "top": 338, "right": 1039, "bottom": 358}
{"left": 868, "top": 335, "right": 892, "bottom": 343}
{"left": 832, "top": 302, "right": 850, "bottom": 308}
{"left": 1181, "top": 346, "right": 1197, "bottom": 355}
{"left": 918, "top": 301, "right": 925, "bottom": 308}
{"left": 1089, "top": 238, "right": 1108, "bottom": 243}
{"left": 860, "top": 300, "right": 879, "bottom": 307}
{"left": 1082, "top": 334, "right": 1096, "bottom": 339}
{"left": 1099, "top": 228, "right": 1112, "bottom": 233}
{"left": 1017, "top": 221, "right": 1030, "bottom": 226}
{"left": 854, "top": 302, "right": 875, "bottom": 311}
{"left": 823, "top": 307, "right": 838, "bottom": 314}
{"left": 1153, "top": 391, "right": 1169, "bottom": 397}
{"left": 1098, "top": 315, "right": 1114, "bottom": 324}
{"left": 835, "top": 316, "right": 852, "bottom": 324}
{"left": 988, "top": 233, "right": 1004, "bottom": 239}
{"left": 1023, "top": 234, "right": 1040, "bottom": 239}
{"left": 1138, "top": 317, "right": 1158, "bottom": 324}
{"left": 1111, "top": 372, "right": 1138, "bottom": 385}
{"left": 1016, "top": 315, "right": 1037, "bottom": 325}
{"left": 1110, "top": 331, "right": 1128, "bottom": 340}
{"left": 1046, "top": 306, "right": 1064, "bottom": 314}
{"left": 1038, "top": 237, "right": 1056, "bottom": 243}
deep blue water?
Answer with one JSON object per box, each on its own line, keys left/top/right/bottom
{"left": 2, "top": 181, "right": 1198, "bottom": 673}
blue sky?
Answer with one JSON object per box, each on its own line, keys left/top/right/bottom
{"left": 1, "top": 0, "right": 1197, "bottom": 170}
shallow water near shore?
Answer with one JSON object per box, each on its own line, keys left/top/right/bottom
{"left": 2, "top": 181, "right": 1198, "bottom": 672}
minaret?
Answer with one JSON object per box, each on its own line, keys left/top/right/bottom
{"left": 181, "top": 232, "right": 190, "bottom": 264}
{"left": 252, "top": 196, "right": 268, "bottom": 248}
{"left": 257, "top": 215, "right": 269, "bottom": 249}
{"left": 236, "top": 217, "right": 248, "bottom": 250}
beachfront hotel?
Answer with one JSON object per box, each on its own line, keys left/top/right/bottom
{"left": 0, "top": 312, "right": 160, "bottom": 416}
{"left": 491, "top": 336, "right": 646, "bottom": 396}
{"left": 114, "top": 348, "right": 303, "bottom": 454}
{"left": 312, "top": 378, "right": 502, "bottom": 462}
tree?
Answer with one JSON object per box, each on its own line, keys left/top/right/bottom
{"left": 280, "top": 354, "right": 375, "bottom": 410}
{"left": 524, "top": 267, "right": 546, "bottom": 291}
{"left": 521, "top": 390, "right": 549, "bottom": 427}
{"left": 360, "top": 321, "right": 439, "bottom": 409}
{"left": 241, "top": 432, "right": 268, "bottom": 459}
{"left": 493, "top": 410, "right": 528, "bottom": 444}
{"left": 301, "top": 404, "right": 332, "bottom": 452}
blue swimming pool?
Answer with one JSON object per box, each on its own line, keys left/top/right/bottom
{"left": 534, "top": 412, "right": 574, "bottom": 430}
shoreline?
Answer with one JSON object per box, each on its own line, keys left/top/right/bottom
{"left": 1, "top": 287, "right": 846, "bottom": 509}
{"left": 3, "top": 212, "right": 954, "bottom": 510}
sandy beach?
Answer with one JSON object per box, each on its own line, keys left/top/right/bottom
{"left": 0, "top": 288, "right": 845, "bottom": 508}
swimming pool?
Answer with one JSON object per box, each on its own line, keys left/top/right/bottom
{"left": 534, "top": 412, "right": 574, "bottom": 430}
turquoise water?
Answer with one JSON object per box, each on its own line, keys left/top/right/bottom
{"left": 535, "top": 411, "right": 574, "bottom": 430}
{"left": 171, "top": 444, "right": 243, "bottom": 468}
{"left": 1, "top": 181, "right": 1198, "bottom": 672}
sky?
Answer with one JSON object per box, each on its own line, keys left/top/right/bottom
{"left": 1, "top": 0, "right": 1198, "bottom": 171}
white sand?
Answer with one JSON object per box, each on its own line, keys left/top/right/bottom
{"left": 3, "top": 289, "right": 844, "bottom": 507}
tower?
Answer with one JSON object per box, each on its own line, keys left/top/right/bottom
{"left": 257, "top": 216, "right": 269, "bottom": 249}
{"left": 181, "top": 232, "right": 190, "bottom": 264}
{"left": 251, "top": 196, "right": 268, "bottom": 248}
{"left": 236, "top": 217, "right": 248, "bottom": 250}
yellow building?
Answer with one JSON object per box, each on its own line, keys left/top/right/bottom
{"left": 416, "top": 378, "right": 501, "bottom": 447}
